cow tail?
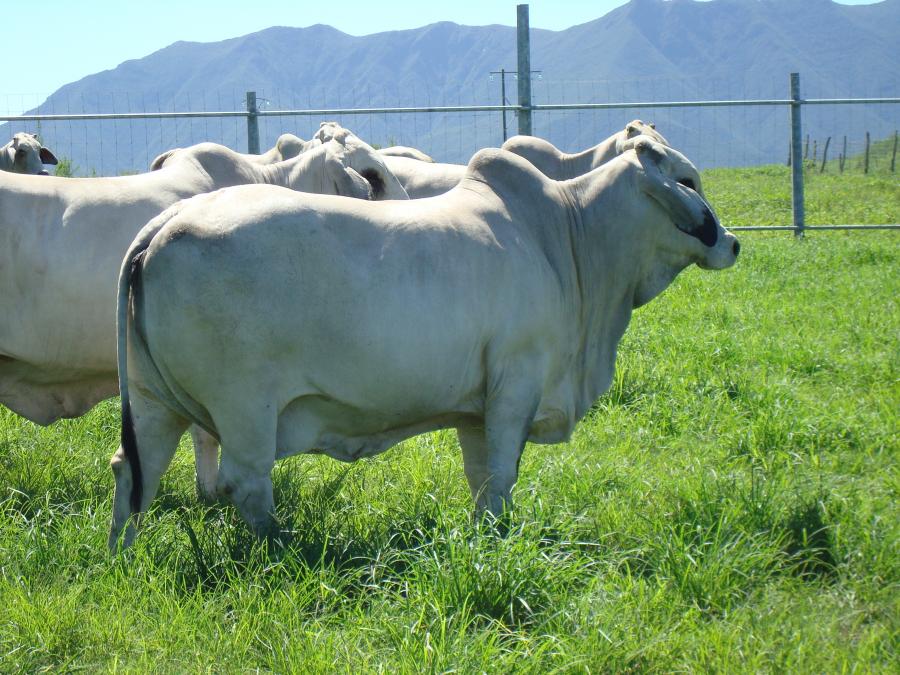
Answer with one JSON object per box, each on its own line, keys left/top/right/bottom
{"left": 117, "top": 219, "right": 166, "bottom": 515}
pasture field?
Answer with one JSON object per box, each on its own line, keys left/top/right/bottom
{"left": 0, "top": 167, "right": 897, "bottom": 672}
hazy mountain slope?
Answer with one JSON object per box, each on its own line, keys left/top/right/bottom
{"left": 4, "top": 0, "right": 896, "bottom": 173}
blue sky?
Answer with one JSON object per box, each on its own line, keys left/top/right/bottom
{"left": 3, "top": 0, "right": 883, "bottom": 107}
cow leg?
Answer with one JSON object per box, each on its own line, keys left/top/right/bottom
{"left": 109, "top": 392, "right": 189, "bottom": 552}
{"left": 190, "top": 425, "right": 220, "bottom": 503}
{"left": 214, "top": 412, "right": 278, "bottom": 538}
{"left": 457, "top": 406, "right": 531, "bottom": 519}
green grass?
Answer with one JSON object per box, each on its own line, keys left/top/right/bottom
{"left": 704, "top": 163, "right": 899, "bottom": 227}
{"left": 1, "top": 168, "right": 898, "bottom": 672}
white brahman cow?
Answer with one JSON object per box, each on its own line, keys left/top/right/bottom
{"left": 153, "top": 133, "right": 319, "bottom": 170}
{"left": 149, "top": 132, "right": 406, "bottom": 201}
{"left": 380, "top": 154, "right": 467, "bottom": 197}
{"left": 0, "top": 132, "right": 58, "bottom": 174}
{"left": 502, "top": 120, "right": 668, "bottom": 181}
{"left": 378, "top": 146, "right": 435, "bottom": 163}
{"left": 108, "top": 136, "right": 740, "bottom": 549}
{"left": 0, "top": 136, "right": 406, "bottom": 502}
{"left": 314, "top": 121, "right": 464, "bottom": 198}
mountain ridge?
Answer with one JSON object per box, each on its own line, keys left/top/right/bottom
{"left": 4, "top": 0, "right": 897, "bottom": 173}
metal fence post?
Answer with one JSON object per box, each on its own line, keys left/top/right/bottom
{"left": 789, "top": 73, "right": 805, "bottom": 238}
{"left": 500, "top": 68, "right": 508, "bottom": 141}
{"left": 516, "top": 4, "right": 532, "bottom": 136}
{"left": 246, "top": 91, "right": 260, "bottom": 155}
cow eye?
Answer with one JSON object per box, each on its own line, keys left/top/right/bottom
{"left": 678, "top": 178, "right": 696, "bottom": 191}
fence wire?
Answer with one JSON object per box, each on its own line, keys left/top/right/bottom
{"left": 1, "top": 74, "right": 897, "bottom": 232}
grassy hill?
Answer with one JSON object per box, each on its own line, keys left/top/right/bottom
{"left": 0, "top": 176, "right": 897, "bottom": 671}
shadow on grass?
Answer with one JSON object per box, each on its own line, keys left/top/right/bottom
{"left": 133, "top": 465, "right": 448, "bottom": 597}
{"left": 783, "top": 497, "right": 837, "bottom": 579}
{"left": 121, "top": 466, "right": 598, "bottom": 631}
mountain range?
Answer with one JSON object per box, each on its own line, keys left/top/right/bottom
{"left": 4, "top": 0, "right": 898, "bottom": 174}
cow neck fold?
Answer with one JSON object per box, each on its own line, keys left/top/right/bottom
{"left": 564, "top": 163, "right": 643, "bottom": 416}
{"left": 255, "top": 156, "right": 294, "bottom": 187}
{"left": 559, "top": 135, "right": 620, "bottom": 180}
{"left": 468, "top": 149, "right": 636, "bottom": 419}
{"left": 257, "top": 149, "right": 321, "bottom": 192}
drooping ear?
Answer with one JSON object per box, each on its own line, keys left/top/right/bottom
{"left": 40, "top": 147, "right": 58, "bottom": 165}
{"left": 320, "top": 141, "right": 371, "bottom": 199}
{"left": 633, "top": 139, "right": 719, "bottom": 247}
{"left": 329, "top": 163, "right": 373, "bottom": 200}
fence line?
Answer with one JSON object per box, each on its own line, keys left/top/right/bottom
{"left": 1, "top": 79, "right": 897, "bottom": 235}
{"left": 729, "top": 225, "right": 900, "bottom": 231}
{"left": 5, "top": 97, "right": 897, "bottom": 123}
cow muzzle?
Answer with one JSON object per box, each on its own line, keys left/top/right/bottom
{"left": 698, "top": 228, "right": 740, "bottom": 270}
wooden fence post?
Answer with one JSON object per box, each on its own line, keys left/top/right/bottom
{"left": 820, "top": 136, "right": 831, "bottom": 173}
{"left": 892, "top": 130, "right": 898, "bottom": 173}
{"left": 864, "top": 131, "right": 870, "bottom": 174}
{"left": 839, "top": 135, "right": 847, "bottom": 173}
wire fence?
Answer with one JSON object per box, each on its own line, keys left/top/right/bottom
{"left": 1, "top": 73, "right": 898, "bottom": 232}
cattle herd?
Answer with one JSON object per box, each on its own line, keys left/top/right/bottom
{"left": 0, "top": 121, "right": 740, "bottom": 551}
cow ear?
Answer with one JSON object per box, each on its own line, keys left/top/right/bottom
{"left": 149, "top": 148, "right": 180, "bottom": 171}
{"left": 337, "top": 166, "right": 374, "bottom": 200}
{"left": 322, "top": 147, "right": 372, "bottom": 200}
{"left": 634, "top": 140, "right": 719, "bottom": 247}
{"left": 40, "top": 147, "right": 58, "bottom": 165}
{"left": 648, "top": 122, "right": 656, "bottom": 129}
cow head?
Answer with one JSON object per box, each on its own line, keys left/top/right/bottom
{"left": 2, "top": 133, "right": 58, "bottom": 174}
{"left": 615, "top": 120, "right": 669, "bottom": 155}
{"left": 314, "top": 122, "right": 409, "bottom": 200}
{"left": 628, "top": 136, "right": 739, "bottom": 276}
